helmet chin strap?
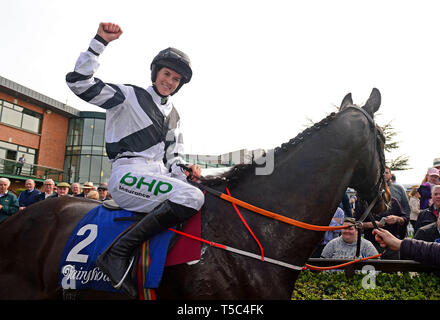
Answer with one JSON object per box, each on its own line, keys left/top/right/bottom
{"left": 152, "top": 83, "right": 169, "bottom": 105}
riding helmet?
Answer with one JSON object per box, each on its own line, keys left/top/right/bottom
{"left": 150, "top": 47, "right": 192, "bottom": 95}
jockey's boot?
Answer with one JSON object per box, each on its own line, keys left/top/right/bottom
{"left": 96, "top": 200, "right": 198, "bottom": 298}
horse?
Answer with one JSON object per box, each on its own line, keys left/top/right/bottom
{"left": 0, "top": 88, "right": 388, "bottom": 300}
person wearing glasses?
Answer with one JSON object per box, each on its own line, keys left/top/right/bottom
{"left": 36, "top": 179, "right": 56, "bottom": 201}
{"left": 97, "top": 183, "right": 111, "bottom": 202}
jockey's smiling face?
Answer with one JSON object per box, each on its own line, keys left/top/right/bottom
{"left": 155, "top": 67, "right": 181, "bottom": 96}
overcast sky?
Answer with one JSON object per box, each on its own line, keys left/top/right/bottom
{"left": 1, "top": 0, "right": 439, "bottom": 185}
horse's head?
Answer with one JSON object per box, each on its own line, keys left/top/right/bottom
{"left": 339, "top": 88, "right": 390, "bottom": 213}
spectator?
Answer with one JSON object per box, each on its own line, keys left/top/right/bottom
{"left": 97, "top": 183, "right": 111, "bottom": 201}
{"left": 434, "top": 157, "right": 440, "bottom": 170}
{"left": 355, "top": 197, "right": 408, "bottom": 259}
{"left": 414, "top": 214, "right": 440, "bottom": 243}
{"left": 339, "top": 191, "right": 352, "bottom": 218}
{"left": 15, "top": 154, "right": 26, "bottom": 175}
{"left": 86, "top": 190, "right": 99, "bottom": 200}
{"left": 373, "top": 227, "right": 440, "bottom": 267}
{"left": 76, "top": 181, "right": 94, "bottom": 198}
{"left": 408, "top": 185, "right": 421, "bottom": 229}
{"left": 311, "top": 207, "right": 345, "bottom": 258}
{"left": 71, "top": 182, "right": 82, "bottom": 196}
{"left": 418, "top": 167, "right": 440, "bottom": 210}
{"left": 433, "top": 158, "right": 440, "bottom": 181}
{"left": 18, "top": 179, "right": 41, "bottom": 211}
{"left": 349, "top": 195, "right": 357, "bottom": 215}
{"left": 414, "top": 184, "right": 440, "bottom": 233}
{"left": 36, "top": 179, "right": 56, "bottom": 201}
{"left": 384, "top": 166, "right": 410, "bottom": 218}
{"left": 321, "top": 218, "right": 379, "bottom": 259}
{"left": 0, "top": 178, "right": 19, "bottom": 223}
{"left": 50, "top": 182, "right": 71, "bottom": 197}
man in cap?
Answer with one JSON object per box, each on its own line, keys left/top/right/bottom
{"left": 46, "top": 182, "right": 71, "bottom": 198}
{"left": 97, "top": 182, "right": 111, "bottom": 201}
{"left": 74, "top": 182, "right": 94, "bottom": 198}
{"left": 66, "top": 22, "right": 204, "bottom": 298}
{"left": 433, "top": 158, "right": 440, "bottom": 170}
{"left": 82, "top": 182, "right": 95, "bottom": 198}
{"left": 56, "top": 182, "right": 71, "bottom": 197}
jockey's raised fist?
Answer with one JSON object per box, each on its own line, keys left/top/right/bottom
{"left": 97, "top": 22, "right": 123, "bottom": 43}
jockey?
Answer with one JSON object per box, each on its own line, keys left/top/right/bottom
{"left": 66, "top": 22, "right": 204, "bottom": 298}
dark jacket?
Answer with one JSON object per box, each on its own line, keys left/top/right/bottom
{"left": 414, "top": 221, "right": 440, "bottom": 242}
{"left": 339, "top": 192, "right": 352, "bottom": 218}
{"left": 46, "top": 192, "right": 59, "bottom": 199}
{"left": 414, "top": 205, "right": 438, "bottom": 234}
{"left": 400, "top": 238, "right": 440, "bottom": 267}
{"left": 355, "top": 197, "right": 409, "bottom": 244}
{"left": 418, "top": 183, "right": 432, "bottom": 210}
{"left": 18, "top": 189, "right": 41, "bottom": 207}
{"left": 35, "top": 192, "right": 57, "bottom": 202}
{"left": 0, "top": 192, "right": 19, "bottom": 223}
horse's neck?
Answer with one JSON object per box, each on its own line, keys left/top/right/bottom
{"left": 236, "top": 148, "right": 353, "bottom": 216}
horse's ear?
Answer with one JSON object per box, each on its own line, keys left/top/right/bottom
{"left": 339, "top": 93, "right": 353, "bottom": 111}
{"left": 363, "top": 88, "right": 381, "bottom": 116}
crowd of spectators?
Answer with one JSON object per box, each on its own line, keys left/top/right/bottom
{"left": 0, "top": 179, "right": 111, "bottom": 223}
{"left": 317, "top": 157, "right": 440, "bottom": 265}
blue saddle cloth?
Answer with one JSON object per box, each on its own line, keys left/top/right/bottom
{"left": 58, "top": 205, "right": 174, "bottom": 292}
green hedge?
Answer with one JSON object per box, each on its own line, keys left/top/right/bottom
{"left": 292, "top": 270, "right": 440, "bottom": 300}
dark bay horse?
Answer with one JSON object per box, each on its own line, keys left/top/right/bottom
{"left": 0, "top": 88, "right": 388, "bottom": 299}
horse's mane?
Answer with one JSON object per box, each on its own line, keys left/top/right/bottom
{"left": 201, "top": 111, "right": 340, "bottom": 188}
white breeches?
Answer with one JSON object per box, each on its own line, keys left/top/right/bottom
{"left": 108, "top": 158, "right": 205, "bottom": 213}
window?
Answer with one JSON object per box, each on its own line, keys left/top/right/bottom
{"left": 92, "top": 119, "right": 105, "bottom": 146}
{"left": 79, "top": 155, "right": 91, "bottom": 182}
{"left": 0, "top": 99, "right": 42, "bottom": 133}
{"left": 1, "top": 107, "right": 22, "bottom": 127}
{"left": 22, "top": 113, "right": 40, "bottom": 132}
{"left": 0, "top": 141, "right": 37, "bottom": 165}
{"left": 64, "top": 114, "right": 110, "bottom": 184}
{"left": 89, "top": 156, "right": 102, "bottom": 183}
{"left": 82, "top": 119, "right": 94, "bottom": 146}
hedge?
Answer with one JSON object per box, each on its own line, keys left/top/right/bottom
{"left": 292, "top": 270, "right": 440, "bottom": 300}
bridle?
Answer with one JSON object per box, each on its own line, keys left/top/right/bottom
{"left": 340, "top": 105, "right": 390, "bottom": 257}
{"left": 342, "top": 105, "right": 389, "bottom": 222}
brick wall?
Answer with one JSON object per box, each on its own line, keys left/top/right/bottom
{"left": 38, "top": 111, "right": 68, "bottom": 169}
{"left": 0, "top": 91, "right": 69, "bottom": 170}
{"left": 0, "top": 124, "right": 41, "bottom": 149}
